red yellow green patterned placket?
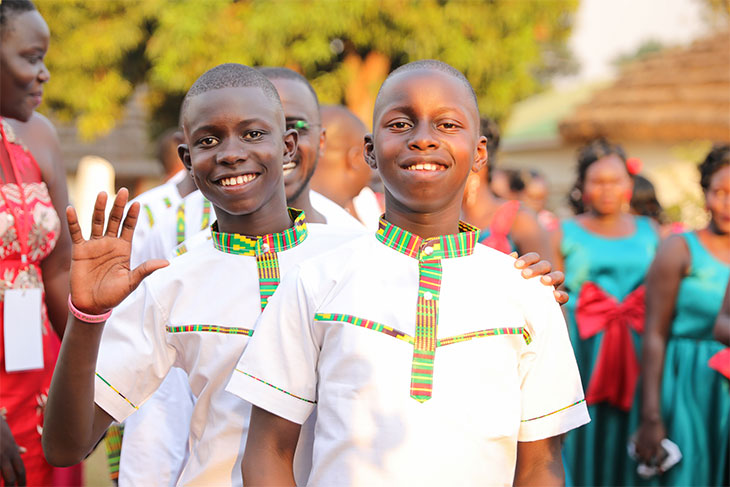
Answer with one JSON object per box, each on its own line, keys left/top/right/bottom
{"left": 211, "top": 209, "right": 307, "bottom": 310}
{"left": 176, "top": 202, "right": 186, "bottom": 244}
{"left": 200, "top": 198, "right": 211, "bottom": 230}
{"left": 375, "top": 217, "right": 480, "bottom": 402}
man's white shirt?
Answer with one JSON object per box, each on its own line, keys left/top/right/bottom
{"left": 226, "top": 219, "right": 590, "bottom": 486}
{"left": 94, "top": 213, "right": 362, "bottom": 486}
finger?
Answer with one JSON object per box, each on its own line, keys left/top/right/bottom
{"left": 521, "top": 259, "right": 550, "bottom": 279}
{"left": 129, "top": 259, "right": 169, "bottom": 289}
{"left": 509, "top": 252, "right": 518, "bottom": 259}
{"left": 553, "top": 289, "right": 569, "bottom": 305}
{"left": 66, "top": 206, "right": 85, "bottom": 244}
{"left": 120, "top": 202, "right": 140, "bottom": 243}
{"left": 10, "top": 453, "right": 25, "bottom": 486}
{"left": 514, "top": 252, "right": 539, "bottom": 268}
{"left": 542, "top": 270, "right": 565, "bottom": 287}
{"left": 90, "top": 192, "right": 108, "bottom": 239}
{"left": 105, "top": 188, "right": 129, "bottom": 237}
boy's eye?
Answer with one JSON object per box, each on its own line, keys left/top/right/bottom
{"left": 198, "top": 136, "right": 218, "bottom": 147}
{"left": 388, "top": 121, "right": 411, "bottom": 130}
{"left": 243, "top": 130, "right": 264, "bottom": 140}
{"left": 438, "top": 121, "right": 461, "bottom": 130}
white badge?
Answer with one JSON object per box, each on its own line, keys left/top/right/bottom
{"left": 3, "top": 288, "right": 44, "bottom": 373}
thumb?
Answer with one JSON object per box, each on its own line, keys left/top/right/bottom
{"left": 129, "top": 259, "right": 169, "bottom": 290}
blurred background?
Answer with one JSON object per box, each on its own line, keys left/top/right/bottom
{"left": 34, "top": 0, "right": 729, "bottom": 225}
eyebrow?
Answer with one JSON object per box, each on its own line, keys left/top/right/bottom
{"left": 190, "top": 118, "right": 274, "bottom": 136}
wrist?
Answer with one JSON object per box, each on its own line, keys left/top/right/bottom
{"left": 68, "top": 295, "right": 112, "bottom": 323}
{"left": 641, "top": 412, "right": 662, "bottom": 423}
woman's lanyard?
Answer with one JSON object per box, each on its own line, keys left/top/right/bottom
{"left": 0, "top": 122, "right": 33, "bottom": 269}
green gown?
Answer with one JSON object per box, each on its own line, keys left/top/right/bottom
{"left": 646, "top": 231, "right": 729, "bottom": 486}
{"left": 561, "top": 216, "right": 659, "bottom": 486}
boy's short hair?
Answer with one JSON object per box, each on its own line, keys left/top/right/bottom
{"left": 258, "top": 67, "right": 320, "bottom": 111}
{"left": 182, "top": 63, "right": 283, "bottom": 123}
{"left": 375, "top": 60, "right": 479, "bottom": 116}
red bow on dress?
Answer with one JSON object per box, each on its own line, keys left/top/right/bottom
{"left": 708, "top": 349, "right": 730, "bottom": 379}
{"left": 576, "top": 282, "right": 645, "bottom": 411}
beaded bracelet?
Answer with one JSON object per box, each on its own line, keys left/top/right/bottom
{"left": 68, "top": 295, "right": 112, "bottom": 323}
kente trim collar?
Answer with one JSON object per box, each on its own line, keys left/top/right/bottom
{"left": 211, "top": 208, "right": 307, "bottom": 256}
{"left": 375, "top": 217, "right": 479, "bottom": 260}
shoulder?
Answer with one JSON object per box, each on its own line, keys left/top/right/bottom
{"left": 653, "top": 232, "right": 691, "bottom": 273}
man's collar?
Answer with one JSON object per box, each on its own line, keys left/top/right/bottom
{"left": 375, "top": 217, "right": 479, "bottom": 260}
{"left": 211, "top": 208, "right": 307, "bottom": 256}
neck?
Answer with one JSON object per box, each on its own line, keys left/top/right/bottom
{"left": 589, "top": 209, "right": 625, "bottom": 225}
{"left": 289, "top": 185, "right": 326, "bottom": 224}
{"left": 215, "top": 196, "right": 293, "bottom": 237}
{"left": 384, "top": 193, "right": 462, "bottom": 239}
{"left": 176, "top": 174, "right": 198, "bottom": 198}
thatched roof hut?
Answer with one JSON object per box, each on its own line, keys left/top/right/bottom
{"left": 559, "top": 31, "right": 730, "bottom": 143}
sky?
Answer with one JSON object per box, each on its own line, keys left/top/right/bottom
{"left": 561, "top": 0, "right": 709, "bottom": 85}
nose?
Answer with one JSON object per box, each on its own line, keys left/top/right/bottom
{"left": 408, "top": 123, "right": 439, "bottom": 151}
{"left": 38, "top": 62, "right": 50, "bottom": 83}
{"left": 215, "top": 137, "right": 247, "bottom": 165}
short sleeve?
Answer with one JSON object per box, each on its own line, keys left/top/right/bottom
{"left": 517, "top": 279, "right": 590, "bottom": 441}
{"left": 94, "top": 280, "right": 177, "bottom": 422}
{"left": 225, "top": 266, "right": 319, "bottom": 425}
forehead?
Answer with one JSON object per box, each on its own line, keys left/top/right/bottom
{"left": 183, "top": 86, "right": 283, "bottom": 132}
{"left": 710, "top": 165, "right": 730, "bottom": 188}
{"left": 375, "top": 69, "right": 478, "bottom": 125}
{"left": 269, "top": 78, "right": 319, "bottom": 121}
{"left": 585, "top": 154, "right": 627, "bottom": 177}
{"left": 2, "top": 10, "right": 49, "bottom": 44}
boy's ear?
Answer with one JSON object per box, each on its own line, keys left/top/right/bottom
{"left": 472, "top": 135, "right": 488, "bottom": 173}
{"left": 283, "top": 128, "right": 299, "bottom": 164}
{"left": 319, "top": 127, "right": 327, "bottom": 153}
{"left": 178, "top": 144, "right": 192, "bottom": 172}
{"left": 363, "top": 133, "right": 377, "bottom": 169}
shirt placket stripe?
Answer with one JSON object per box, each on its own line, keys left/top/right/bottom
{"left": 176, "top": 202, "right": 186, "bottom": 244}
{"left": 410, "top": 258, "right": 442, "bottom": 402}
{"left": 256, "top": 248, "right": 281, "bottom": 311}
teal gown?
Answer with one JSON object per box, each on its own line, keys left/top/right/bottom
{"left": 646, "top": 231, "right": 729, "bottom": 486}
{"left": 561, "top": 216, "right": 659, "bottom": 486}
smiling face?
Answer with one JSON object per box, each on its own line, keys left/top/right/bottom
{"left": 366, "top": 69, "right": 487, "bottom": 218}
{"left": 0, "top": 10, "right": 50, "bottom": 121}
{"left": 268, "top": 77, "right": 325, "bottom": 205}
{"left": 582, "top": 154, "right": 632, "bottom": 216}
{"left": 179, "top": 86, "right": 296, "bottom": 230}
{"left": 707, "top": 165, "right": 730, "bottom": 234}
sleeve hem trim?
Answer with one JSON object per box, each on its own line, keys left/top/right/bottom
{"left": 234, "top": 369, "right": 316, "bottom": 404}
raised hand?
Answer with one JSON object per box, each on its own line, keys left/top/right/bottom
{"left": 67, "top": 189, "right": 168, "bottom": 316}
{"left": 513, "top": 251, "right": 569, "bottom": 305}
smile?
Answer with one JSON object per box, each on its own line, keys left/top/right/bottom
{"left": 404, "top": 162, "right": 447, "bottom": 171}
{"left": 219, "top": 174, "right": 258, "bottom": 186}
{"left": 283, "top": 160, "right": 298, "bottom": 175}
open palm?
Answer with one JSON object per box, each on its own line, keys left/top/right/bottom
{"left": 67, "top": 189, "right": 168, "bottom": 316}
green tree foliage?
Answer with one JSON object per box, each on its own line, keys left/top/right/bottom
{"left": 35, "top": 0, "right": 577, "bottom": 140}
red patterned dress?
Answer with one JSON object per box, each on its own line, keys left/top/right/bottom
{"left": 0, "top": 118, "right": 61, "bottom": 486}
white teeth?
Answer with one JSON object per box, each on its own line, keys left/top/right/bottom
{"left": 406, "top": 163, "right": 444, "bottom": 171}
{"left": 220, "top": 174, "right": 256, "bottom": 186}
{"left": 282, "top": 161, "right": 296, "bottom": 171}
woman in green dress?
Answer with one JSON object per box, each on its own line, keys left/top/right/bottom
{"left": 635, "top": 144, "right": 730, "bottom": 486}
{"left": 554, "top": 139, "right": 660, "bottom": 486}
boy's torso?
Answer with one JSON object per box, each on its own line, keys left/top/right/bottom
{"left": 95, "top": 223, "right": 358, "bottom": 486}
{"left": 302, "top": 237, "right": 532, "bottom": 485}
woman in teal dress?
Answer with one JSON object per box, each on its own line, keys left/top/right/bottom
{"left": 635, "top": 145, "right": 730, "bottom": 486}
{"left": 554, "top": 140, "right": 659, "bottom": 486}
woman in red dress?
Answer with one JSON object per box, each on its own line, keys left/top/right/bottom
{"left": 0, "top": 1, "right": 72, "bottom": 485}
